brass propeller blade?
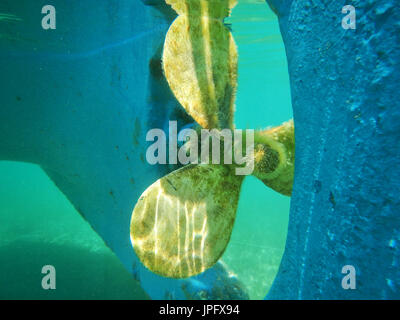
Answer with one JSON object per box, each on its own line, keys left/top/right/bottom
{"left": 130, "top": 164, "right": 244, "bottom": 278}
{"left": 163, "top": 0, "right": 238, "bottom": 130}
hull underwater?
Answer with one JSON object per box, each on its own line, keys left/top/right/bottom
{"left": 267, "top": 0, "right": 400, "bottom": 299}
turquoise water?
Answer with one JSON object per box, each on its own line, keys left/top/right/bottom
{"left": 0, "top": 0, "right": 292, "bottom": 300}
{"left": 0, "top": 162, "right": 149, "bottom": 299}
{"left": 222, "top": 0, "right": 292, "bottom": 299}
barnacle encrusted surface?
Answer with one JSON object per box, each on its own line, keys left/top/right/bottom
{"left": 256, "top": 120, "right": 295, "bottom": 196}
